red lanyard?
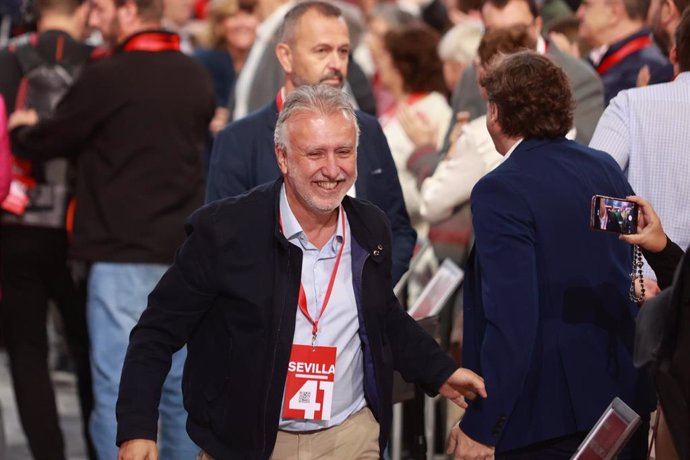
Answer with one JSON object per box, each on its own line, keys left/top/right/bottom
{"left": 596, "top": 36, "right": 652, "bottom": 76}
{"left": 122, "top": 32, "right": 181, "bottom": 52}
{"left": 280, "top": 207, "right": 346, "bottom": 344}
{"left": 276, "top": 89, "right": 285, "bottom": 112}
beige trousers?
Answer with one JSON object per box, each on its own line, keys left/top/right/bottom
{"left": 197, "top": 407, "right": 380, "bottom": 460}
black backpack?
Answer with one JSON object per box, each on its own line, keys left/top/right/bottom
{"left": 1, "top": 33, "right": 85, "bottom": 229}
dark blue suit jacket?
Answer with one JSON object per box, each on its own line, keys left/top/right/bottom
{"left": 206, "top": 100, "right": 416, "bottom": 283}
{"left": 461, "top": 138, "right": 655, "bottom": 452}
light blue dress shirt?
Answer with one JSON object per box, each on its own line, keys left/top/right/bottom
{"left": 278, "top": 185, "right": 366, "bottom": 431}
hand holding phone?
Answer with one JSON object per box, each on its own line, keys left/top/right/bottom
{"left": 618, "top": 195, "right": 667, "bottom": 252}
{"left": 590, "top": 195, "right": 638, "bottom": 235}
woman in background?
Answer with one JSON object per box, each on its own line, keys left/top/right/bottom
{"left": 377, "top": 23, "right": 450, "bottom": 239}
{"left": 194, "top": 0, "right": 258, "bottom": 136}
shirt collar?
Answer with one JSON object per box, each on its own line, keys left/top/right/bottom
{"left": 503, "top": 138, "right": 524, "bottom": 160}
{"left": 588, "top": 44, "right": 610, "bottom": 66}
{"left": 279, "top": 184, "right": 344, "bottom": 249}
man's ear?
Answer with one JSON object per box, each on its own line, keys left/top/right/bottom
{"left": 670, "top": 44, "right": 679, "bottom": 74}
{"left": 488, "top": 101, "right": 499, "bottom": 123}
{"left": 533, "top": 16, "right": 544, "bottom": 37}
{"left": 609, "top": 0, "right": 626, "bottom": 21}
{"left": 275, "top": 144, "right": 288, "bottom": 174}
{"left": 276, "top": 42, "right": 293, "bottom": 74}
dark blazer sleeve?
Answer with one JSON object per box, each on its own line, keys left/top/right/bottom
{"left": 206, "top": 121, "right": 255, "bottom": 202}
{"left": 358, "top": 113, "right": 416, "bottom": 284}
{"left": 116, "top": 204, "right": 220, "bottom": 444}
{"left": 460, "top": 173, "right": 539, "bottom": 446}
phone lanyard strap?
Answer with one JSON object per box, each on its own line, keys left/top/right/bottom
{"left": 629, "top": 244, "right": 646, "bottom": 303}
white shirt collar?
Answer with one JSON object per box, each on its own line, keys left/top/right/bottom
{"left": 503, "top": 138, "right": 524, "bottom": 160}
{"left": 588, "top": 44, "right": 610, "bottom": 66}
{"left": 279, "top": 184, "right": 344, "bottom": 247}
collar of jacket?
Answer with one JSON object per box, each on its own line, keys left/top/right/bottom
{"left": 506, "top": 137, "right": 569, "bottom": 158}
{"left": 269, "top": 178, "right": 385, "bottom": 264}
{"left": 114, "top": 29, "right": 180, "bottom": 54}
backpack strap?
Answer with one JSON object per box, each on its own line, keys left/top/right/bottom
{"left": 11, "top": 33, "right": 43, "bottom": 75}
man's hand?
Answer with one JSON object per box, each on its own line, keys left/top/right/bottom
{"left": 446, "top": 425, "right": 495, "bottom": 460}
{"left": 209, "top": 107, "right": 230, "bottom": 135}
{"left": 439, "top": 368, "right": 486, "bottom": 409}
{"left": 397, "top": 104, "right": 437, "bottom": 149}
{"left": 118, "top": 439, "right": 158, "bottom": 460}
{"left": 8, "top": 109, "right": 38, "bottom": 131}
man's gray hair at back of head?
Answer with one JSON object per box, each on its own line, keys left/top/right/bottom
{"left": 274, "top": 85, "right": 360, "bottom": 151}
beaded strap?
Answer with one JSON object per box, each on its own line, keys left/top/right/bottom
{"left": 629, "top": 244, "right": 645, "bottom": 303}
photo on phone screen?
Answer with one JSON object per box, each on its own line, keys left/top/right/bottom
{"left": 591, "top": 195, "right": 638, "bottom": 234}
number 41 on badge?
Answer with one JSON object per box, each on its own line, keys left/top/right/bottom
{"left": 282, "top": 345, "right": 336, "bottom": 420}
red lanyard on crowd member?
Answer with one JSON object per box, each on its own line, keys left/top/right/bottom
{"left": 280, "top": 206, "right": 346, "bottom": 346}
{"left": 276, "top": 89, "right": 285, "bottom": 112}
{"left": 596, "top": 36, "right": 653, "bottom": 76}
{"left": 122, "top": 32, "right": 181, "bottom": 52}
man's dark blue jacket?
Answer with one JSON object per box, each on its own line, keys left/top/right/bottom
{"left": 461, "top": 138, "right": 655, "bottom": 452}
{"left": 205, "top": 100, "right": 416, "bottom": 283}
{"left": 116, "top": 179, "right": 456, "bottom": 459}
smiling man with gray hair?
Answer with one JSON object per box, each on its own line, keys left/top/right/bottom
{"left": 116, "top": 84, "right": 486, "bottom": 460}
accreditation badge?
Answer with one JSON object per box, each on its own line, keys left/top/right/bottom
{"left": 282, "top": 344, "right": 336, "bottom": 420}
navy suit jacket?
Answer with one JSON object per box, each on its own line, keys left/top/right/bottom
{"left": 461, "top": 138, "right": 655, "bottom": 452}
{"left": 206, "top": 100, "right": 416, "bottom": 283}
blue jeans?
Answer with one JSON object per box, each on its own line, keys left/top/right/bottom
{"left": 87, "top": 262, "right": 198, "bottom": 460}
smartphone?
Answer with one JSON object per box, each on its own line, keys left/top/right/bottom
{"left": 590, "top": 195, "right": 638, "bottom": 234}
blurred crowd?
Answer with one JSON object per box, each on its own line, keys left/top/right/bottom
{"left": 0, "top": 0, "right": 689, "bottom": 457}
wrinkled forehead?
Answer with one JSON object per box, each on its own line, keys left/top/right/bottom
{"left": 285, "top": 110, "right": 358, "bottom": 145}
{"left": 293, "top": 11, "right": 349, "bottom": 42}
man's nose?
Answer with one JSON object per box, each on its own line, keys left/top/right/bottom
{"left": 328, "top": 51, "right": 346, "bottom": 70}
{"left": 87, "top": 12, "right": 99, "bottom": 28}
{"left": 322, "top": 153, "right": 340, "bottom": 177}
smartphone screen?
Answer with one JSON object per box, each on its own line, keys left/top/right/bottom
{"left": 591, "top": 195, "right": 638, "bottom": 234}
